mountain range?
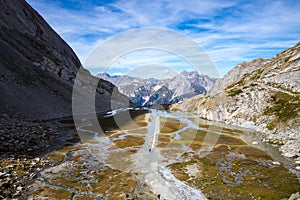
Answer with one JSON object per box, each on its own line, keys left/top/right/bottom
{"left": 97, "top": 71, "right": 216, "bottom": 106}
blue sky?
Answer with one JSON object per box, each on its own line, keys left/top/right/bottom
{"left": 26, "top": 0, "right": 300, "bottom": 77}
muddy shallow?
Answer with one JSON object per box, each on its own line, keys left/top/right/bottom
{"left": 28, "top": 109, "right": 300, "bottom": 200}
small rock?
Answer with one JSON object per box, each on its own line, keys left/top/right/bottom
{"left": 284, "top": 152, "right": 297, "bottom": 158}
{"left": 16, "top": 186, "right": 22, "bottom": 191}
{"left": 296, "top": 166, "right": 300, "bottom": 171}
{"left": 272, "top": 161, "right": 281, "bottom": 165}
{"left": 29, "top": 173, "right": 36, "bottom": 179}
{"left": 0, "top": 172, "right": 8, "bottom": 178}
{"left": 33, "top": 158, "right": 40, "bottom": 162}
{"left": 288, "top": 192, "right": 300, "bottom": 200}
{"left": 295, "top": 160, "right": 300, "bottom": 165}
{"left": 13, "top": 190, "right": 21, "bottom": 197}
{"left": 88, "top": 170, "right": 95, "bottom": 175}
{"left": 252, "top": 141, "right": 259, "bottom": 145}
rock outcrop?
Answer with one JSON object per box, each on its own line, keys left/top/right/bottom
{"left": 210, "top": 58, "right": 266, "bottom": 94}
{"left": 171, "top": 42, "right": 300, "bottom": 161}
{"left": 0, "top": 0, "right": 129, "bottom": 121}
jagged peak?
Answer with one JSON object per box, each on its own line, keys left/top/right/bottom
{"left": 97, "top": 72, "right": 110, "bottom": 77}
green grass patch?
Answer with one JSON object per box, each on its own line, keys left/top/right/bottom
{"left": 264, "top": 91, "right": 300, "bottom": 123}
{"left": 266, "top": 123, "right": 275, "bottom": 130}
{"left": 169, "top": 145, "right": 300, "bottom": 200}
{"left": 30, "top": 187, "right": 72, "bottom": 199}
{"left": 227, "top": 88, "right": 243, "bottom": 97}
{"left": 160, "top": 117, "right": 186, "bottom": 133}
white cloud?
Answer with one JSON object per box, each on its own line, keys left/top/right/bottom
{"left": 26, "top": 0, "right": 300, "bottom": 76}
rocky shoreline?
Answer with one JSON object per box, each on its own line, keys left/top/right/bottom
{"left": 227, "top": 119, "right": 300, "bottom": 164}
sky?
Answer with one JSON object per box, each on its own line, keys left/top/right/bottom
{"left": 26, "top": 0, "right": 300, "bottom": 78}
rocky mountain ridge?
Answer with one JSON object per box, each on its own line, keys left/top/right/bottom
{"left": 210, "top": 58, "right": 267, "bottom": 94}
{"left": 0, "top": 0, "right": 129, "bottom": 121}
{"left": 97, "top": 71, "right": 216, "bottom": 106}
{"left": 171, "top": 42, "right": 300, "bottom": 162}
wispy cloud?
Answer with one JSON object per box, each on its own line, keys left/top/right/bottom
{"left": 26, "top": 0, "right": 300, "bottom": 76}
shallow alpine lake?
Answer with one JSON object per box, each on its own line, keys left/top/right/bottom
{"left": 28, "top": 109, "right": 300, "bottom": 200}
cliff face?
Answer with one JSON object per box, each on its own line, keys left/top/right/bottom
{"left": 0, "top": 0, "right": 128, "bottom": 120}
{"left": 171, "top": 42, "right": 300, "bottom": 159}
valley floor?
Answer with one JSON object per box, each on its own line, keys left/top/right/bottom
{"left": 1, "top": 109, "right": 300, "bottom": 199}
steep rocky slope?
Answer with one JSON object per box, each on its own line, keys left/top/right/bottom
{"left": 0, "top": 0, "right": 128, "bottom": 121}
{"left": 98, "top": 71, "right": 216, "bottom": 106}
{"left": 210, "top": 58, "right": 266, "bottom": 94}
{"left": 171, "top": 42, "right": 300, "bottom": 160}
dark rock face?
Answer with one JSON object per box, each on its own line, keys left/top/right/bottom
{"left": 0, "top": 0, "right": 128, "bottom": 120}
{"left": 97, "top": 71, "right": 216, "bottom": 106}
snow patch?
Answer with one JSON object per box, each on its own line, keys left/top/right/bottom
{"left": 154, "top": 85, "right": 162, "bottom": 91}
